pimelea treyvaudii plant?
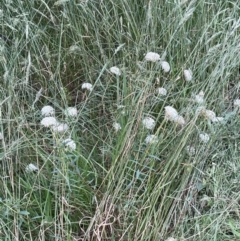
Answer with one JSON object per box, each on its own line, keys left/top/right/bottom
{"left": 82, "top": 82, "right": 93, "bottom": 91}
{"left": 65, "top": 107, "right": 78, "bottom": 117}
{"left": 25, "top": 163, "right": 38, "bottom": 173}
{"left": 41, "top": 105, "right": 55, "bottom": 117}
{"left": 160, "top": 61, "right": 170, "bottom": 73}
{"left": 183, "top": 69, "right": 193, "bottom": 82}
{"left": 145, "top": 52, "right": 160, "bottom": 62}
{"left": 110, "top": 66, "right": 121, "bottom": 76}
{"left": 145, "top": 134, "right": 158, "bottom": 144}
{"left": 156, "top": 87, "right": 167, "bottom": 96}
{"left": 41, "top": 116, "right": 58, "bottom": 127}
{"left": 63, "top": 138, "right": 76, "bottom": 151}
{"left": 194, "top": 91, "right": 204, "bottom": 104}
{"left": 142, "top": 117, "right": 156, "bottom": 130}
{"left": 164, "top": 106, "right": 185, "bottom": 127}
{"left": 52, "top": 123, "right": 69, "bottom": 133}
{"left": 199, "top": 133, "right": 210, "bottom": 143}
{"left": 113, "top": 122, "right": 121, "bottom": 132}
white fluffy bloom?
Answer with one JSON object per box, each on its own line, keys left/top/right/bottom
{"left": 41, "top": 105, "right": 55, "bottom": 117}
{"left": 145, "top": 52, "right": 160, "bottom": 62}
{"left": 0, "top": 132, "right": 3, "bottom": 140}
{"left": 175, "top": 115, "right": 185, "bottom": 126}
{"left": 145, "top": 134, "right": 158, "bottom": 144}
{"left": 195, "top": 91, "right": 204, "bottom": 104}
{"left": 142, "top": 117, "right": 156, "bottom": 130}
{"left": 203, "top": 109, "right": 216, "bottom": 121}
{"left": 186, "top": 145, "right": 196, "bottom": 156}
{"left": 161, "top": 61, "right": 170, "bottom": 73}
{"left": 183, "top": 69, "right": 193, "bottom": 82}
{"left": 211, "top": 116, "right": 224, "bottom": 123}
{"left": 199, "top": 133, "right": 210, "bottom": 143}
{"left": 63, "top": 138, "right": 76, "bottom": 151}
{"left": 157, "top": 87, "right": 167, "bottom": 96}
{"left": 165, "top": 238, "right": 177, "bottom": 241}
{"left": 196, "top": 106, "right": 206, "bottom": 116}
{"left": 164, "top": 106, "right": 179, "bottom": 121}
{"left": 113, "top": 122, "right": 121, "bottom": 132}
{"left": 110, "top": 66, "right": 121, "bottom": 76}
{"left": 82, "top": 82, "right": 93, "bottom": 91}
{"left": 65, "top": 107, "right": 77, "bottom": 117}
{"left": 52, "top": 123, "right": 69, "bottom": 133}
{"left": 41, "top": 117, "right": 58, "bottom": 127}
{"left": 25, "top": 163, "right": 38, "bottom": 173}
{"left": 117, "top": 105, "right": 125, "bottom": 115}
{"left": 234, "top": 99, "right": 240, "bottom": 108}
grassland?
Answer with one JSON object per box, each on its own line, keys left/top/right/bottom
{"left": 1, "top": 0, "right": 240, "bottom": 240}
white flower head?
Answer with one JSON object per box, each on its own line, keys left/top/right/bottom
{"left": 113, "top": 122, "right": 121, "bottom": 132}
{"left": 195, "top": 91, "right": 204, "bottom": 104}
{"left": 82, "top": 82, "right": 93, "bottom": 91}
{"left": 186, "top": 145, "right": 196, "bottom": 156}
{"left": 164, "top": 106, "right": 179, "bottom": 121}
{"left": 145, "top": 52, "right": 160, "bottom": 62}
{"left": 156, "top": 87, "right": 167, "bottom": 96}
{"left": 183, "top": 69, "right": 193, "bottom": 82}
{"left": 41, "top": 105, "right": 55, "bottom": 117}
{"left": 145, "top": 134, "right": 158, "bottom": 144}
{"left": 165, "top": 238, "right": 177, "bottom": 241}
{"left": 196, "top": 106, "right": 206, "bottom": 115}
{"left": 52, "top": 123, "right": 69, "bottom": 133}
{"left": 110, "top": 66, "right": 121, "bottom": 76}
{"left": 65, "top": 107, "right": 78, "bottom": 117}
{"left": 0, "top": 132, "right": 3, "bottom": 140}
{"left": 203, "top": 109, "right": 216, "bottom": 121}
{"left": 175, "top": 115, "right": 185, "bottom": 126}
{"left": 69, "top": 45, "right": 81, "bottom": 53}
{"left": 211, "top": 116, "right": 224, "bottom": 123}
{"left": 41, "top": 117, "right": 58, "bottom": 127}
{"left": 63, "top": 138, "right": 76, "bottom": 151}
{"left": 117, "top": 105, "right": 125, "bottom": 115}
{"left": 142, "top": 117, "right": 156, "bottom": 130}
{"left": 234, "top": 99, "right": 240, "bottom": 108}
{"left": 161, "top": 61, "right": 170, "bottom": 73}
{"left": 25, "top": 163, "right": 38, "bottom": 173}
{"left": 199, "top": 133, "right": 210, "bottom": 143}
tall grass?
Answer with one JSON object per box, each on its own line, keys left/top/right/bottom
{"left": 1, "top": 0, "right": 240, "bottom": 240}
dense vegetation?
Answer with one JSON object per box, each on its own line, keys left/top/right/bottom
{"left": 1, "top": 0, "right": 240, "bottom": 240}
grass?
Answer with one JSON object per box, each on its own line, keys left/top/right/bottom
{"left": 1, "top": 0, "right": 240, "bottom": 240}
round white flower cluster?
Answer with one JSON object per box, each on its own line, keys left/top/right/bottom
{"left": 156, "top": 87, "right": 167, "bottom": 96}
{"left": 65, "top": 107, "right": 78, "bottom": 117}
{"left": 160, "top": 61, "right": 171, "bottom": 73}
{"left": 194, "top": 91, "right": 204, "bottom": 104}
{"left": 142, "top": 117, "right": 156, "bottom": 130}
{"left": 41, "top": 116, "right": 58, "bottom": 127}
{"left": 186, "top": 145, "right": 196, "bottom": 156}
{"left": 110, "top": 66, "right": 121, "bottom": 76}
{"left": 145, "top": 52, "right": 160, "bottom": 62}
{"left": 40, "top": 105, "right": 77, "bottom": 133}
{"left": 41, "top": 105, "right": 55, "bottom": 117}
{"left": 183, "top": 69, "right": 193, "bottom": 82}
{"left": 234, "top": 99, "right": 240, "bottom": 108}
{"left": 25, "top": 163, "right": 38, "bottom": 173}
{"left": 145, "top": 134, "right": 158, "bottom": 144}
{"left": 82, "top": 82, "right": 93, "bottom": 91}
{"left": 197, "top": 107, "right": 224, "bottom": 123}
{"left": 199, "top": 133, "right": 210, "bottom": 143}
{"left": 164, "top": 106, "right": 185, "bottom": 126}
{"left": 113, "top": 122, "right": 121, "bottom": 132}
{"left": 63, "top": 138, "right": 76, "bottom": 151}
